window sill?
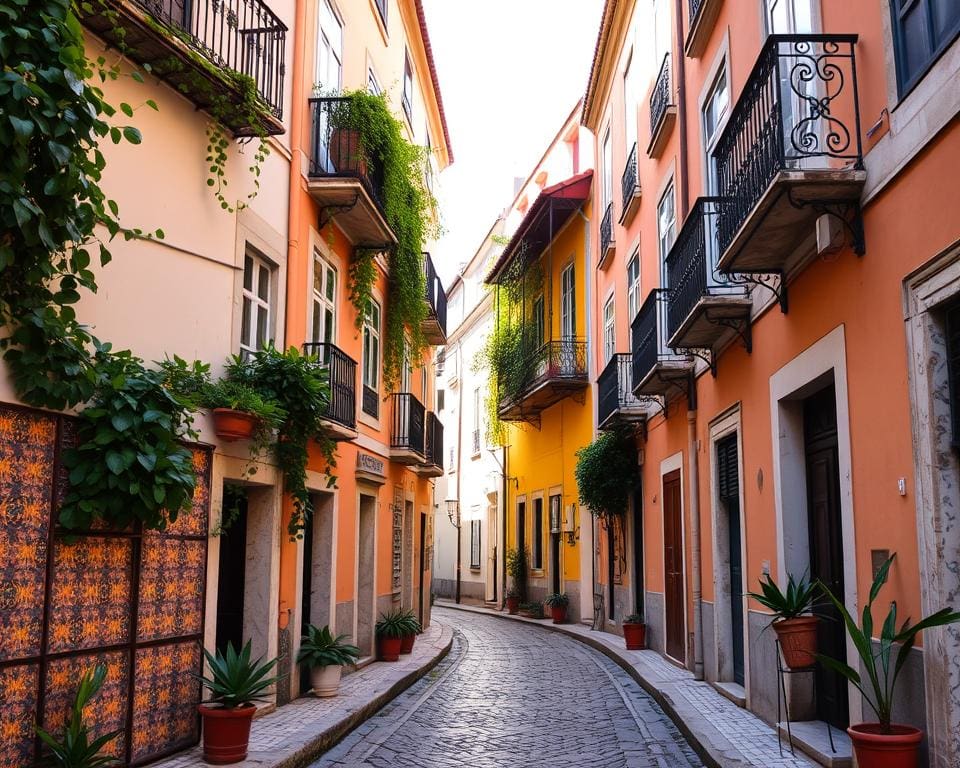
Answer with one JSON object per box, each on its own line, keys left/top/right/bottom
{"left": 358, "top": 409, "right": 381, "bottom": 432}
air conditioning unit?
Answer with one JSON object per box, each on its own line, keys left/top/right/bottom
{"left": 563, "top": 504, "right": 576, "bottom": 533}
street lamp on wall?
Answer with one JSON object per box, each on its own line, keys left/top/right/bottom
{"left": 445, "top": 499, "right": 461, "bottom": 604}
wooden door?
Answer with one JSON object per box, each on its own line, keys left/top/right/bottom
{"left": 717, "top": 434, "right": 745, "bottom": 686}
{"left": 663, "top": 470, "right": 685, "bottom": 664}
{"left": 804, "top": 385, "right": 849, "bottom": 729}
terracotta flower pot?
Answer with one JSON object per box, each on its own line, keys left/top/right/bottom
{"left": 623, "top": 622, "right": 646, "bottom": 650}
{"left": 550, "top": 605, "right": 567, "bottom": 624}
{"left": 773, "top": 615, "right": 819, "bottom": 669}
{"left": 506, "top": 596, "right": 520, "bottom": 615}
{"left": 377, "top": 635, "right": 402, "bottom": 662}
{"left": 199, "top": 704, "right": 256, "bottom": 765}
{"left": 399, "top": 633, "right": 416, "bottom": 654}
{"left": 309, "top": 664, "right": 342, "bottom": 697}
{"left": 212, "top": 408, "right": 259, "bottom": 442}
{"left": 847, "top": 723, "right": 923, "bottom": 768}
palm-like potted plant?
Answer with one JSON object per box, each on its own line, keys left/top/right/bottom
{"left": 817, "top": 553, "right": 960, "bottom": 768}
{"left": 544, "top": 592, "right": 569, "bottom": 624}
{"left": 747, "top": 572, "right": 820, "bottom": 670}
{"left": 399, "top": 610, "right": 421, "bottom": 654}
{"left": 196, "top": 641, "right": 279, "bottom": 764}
{"left": 296, "top": 624, "right": 360, "bottom": 697}
{"left": 375, "top": 609, "right": 408, "bottom": 662}
{"left": 622, "top": 614, "right": 646, "bottom": 650}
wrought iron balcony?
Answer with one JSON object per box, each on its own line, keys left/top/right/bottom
{"left": 599, "top": 202, "right": 615, "bottom": 268}
{"left": 631, "top": 289, "right": 694, "bottom": 398}
{"left": 619, "top": 142, "right": 641, "bottom": 225}
{"left": 665, "top": 198, "right": 751, "bottom": 363}
{"left": 498, "top": 340, "right": 589, "bottom": 425}
{"left": 78, "top": 0, "right": 286, "bottom": 136}
{"left": 307, "top": 97, "right": 396, "bottom": 248}
{"left": 422, "top": 253, "right": 447, "bottom": 344}
{"left": 389, "top": 393, "right": 425, "bottom": 463}
{"left": 302, "top": 342, "right": 358, "bottom": 439}
{"left": 597, "top": 354, "right": 646, "bottom": 430}
{"left": 417, "top": 412, "right": 444, "bottom": 477}
{"left": 685, "top": 0, "right": 723, "bottom": 58}
{"left": 714, "top": 35, "right": 865, "bottom": 279}
{"left": 647, "top": 54, "right": 676, "bottom": 158}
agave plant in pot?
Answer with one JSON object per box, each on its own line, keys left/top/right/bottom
{"left": 375, "top": 609, "right": 407, "bottom": 662}
{"left": 817, "top": 554, "right": 960, "bottom": 768}
{"left": 748, "top": 572, "right": 820, "bottom": 670}
{"left": 196, "top": 641, "right": 279, "bottom": 764}
{"left": 544, "top": 592, "right": 569, "bottom": 624}
{"left": 622, "top": 614, "right": 646, "bottom": 650}
{"left": 297, "top": 624, "right": 360, "bottom": 698}
{"left": 399, "top": 610, "right": 422, "bottom": 655}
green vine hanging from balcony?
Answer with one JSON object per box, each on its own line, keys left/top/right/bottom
{"left": 574, "top": 427, "right": 638, "bottom": 520}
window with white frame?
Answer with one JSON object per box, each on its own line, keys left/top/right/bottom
{"left": 627, "top": 252, "right": 641, "bottom": 321}
{"left": 402, "top": 51, "right": 414, "bottom": 123}
{"left": 401, "top": 341, "right": 413, "bottom": 393}
{"left": 315, "top": 0, "right": 342, "bottom": 91}
{"left": 702, "top": 66, "right": 729, "bottom": 194}
{"left": 657, "top": 183, "right": 676, "bottom": 282}
{"left": 311, "top": 253, "right": 337, "bottom": 347}
{"left": 623, "top": 50, "right": 637, "bottom": 153}
{"left": 240, "top": 250, "right": 273, "bottom": 358}
{"left": 362, "top": 299, "right": 381, "bottom": 402}
{"left": 601, "top": 129, "right": 612, "bottom": 211}
{"left": 469, "top": 519, "right": 481, "bottom": 569}
{"left": 472, "top": 387, "right": 481, "bottom": 455}
{"left": 561, "top": 263, "right": 576, "bottom": 339}
{"left": 367, "top": 67, "right": 381, "bottom": 95}
{"left": 603, "top": 296, "right": 616, "bottom": 363}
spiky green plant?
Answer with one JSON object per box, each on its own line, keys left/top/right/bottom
{"left": 296, "top": 625, "right": 360, "bottom": 669}
{"left": 197, "top": 641, "right": 278, "bottom": 709}
{"left": 747, "top": 572, "right": 819, "bottom": 621}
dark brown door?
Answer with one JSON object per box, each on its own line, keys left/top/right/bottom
{"left": 663, "top": 470, "right": 685, "bottom": 664}
{"left": 804, "top": 385, "right": 849, "bottom": 729}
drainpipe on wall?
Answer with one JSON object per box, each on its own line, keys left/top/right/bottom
{"left": 688, "top": 408, "right": 704, "bottom": 680}
{"left": 284, "top": 0, "right": 307, "bottom": 343}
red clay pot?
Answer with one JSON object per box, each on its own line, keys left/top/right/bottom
{"left": 377, "top": 635, "right": 402, "bottom": 662}
{"left": 506, "top": 596, "right": 520, "bottom": 615}
{"left": 399, "top": 633, "right": 416, "bottom": 654}
{"left": 550, "top": 605, "right": 567, "bottom": 624}
{"left": 773, "top": 616, "right": 819, "bottom": 669}
{"left": 212, "top": 408, "right": 258, "bottom": 442}
{"left": 623, "top": 622, "right": 646, "bottom": 650}
{"left": 199, "top": 704, "right": 256, "bottom": 765}
{"left": 847, "top": 723, "right": 923, "bottom": 768}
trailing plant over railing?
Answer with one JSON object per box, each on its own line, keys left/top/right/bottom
{"left": 327, "top": 90, "right": 439, "bottom": 387}
{"left": 575, "top": 427, "right": 638, "bottom": 520}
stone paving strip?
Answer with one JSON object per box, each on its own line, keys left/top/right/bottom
{"left": 153, "top": 620, "right": 453, "bottom": 768}
{"left": 437, "top": 601, "right": 815, "bottom": 768}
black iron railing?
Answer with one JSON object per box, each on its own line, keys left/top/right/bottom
{"left": 132, "top": 0, "right": 286, "bottom": 118}
{"left": 362, "top": 384, "right": 379, "bottom": 419}
{"left": 302, "top": 342, "right": 357, "bottom": 430}
{"left": 425, "top": 412, "right": 444, "bottom": 469}
{"left": 631, "top": 288, "right": 679, "bottom": 386}
{"left": 689, "top": 0, "right": 706, "bottom": 26}
{"left": 597, "top": 353, "right": 643, "bottom": 426}
{"left": 621, "top": 142, "right": 639, "bottom": 208}
{"left": 499, "top": 339, "right": 588, "bottom": 408}
{"left": 308, "top": 97, "right": 386, "bottom": 207}
{"left": 373, "top": 0, "right": 387, "bottom": 26}
{"left": 713, "top": 35, "right": 862, "bottom": 255}
{"left": 665, "top": 198, "right": 745, "bottom": 338}
{"left": 650, "top": 54, "right": 672, "bottom": 136}
{"left": 600, "top": 202, "right": 614, "bottom": 256}
{"left": 423, "top": 252, "right": 447, "bottom": 336}
{"left": 471, "top": 428, "right": 481, "bottom": 455}
{"left": 390, "top": 393, "right": 425, "bottom": 456}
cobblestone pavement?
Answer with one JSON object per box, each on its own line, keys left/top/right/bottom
{"left": 312, "top": 607, "right": 703, "bottom": 768}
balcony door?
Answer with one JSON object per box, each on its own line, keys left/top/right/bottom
{"left": 663, "top": 470, "right": 685, "bottom": 664}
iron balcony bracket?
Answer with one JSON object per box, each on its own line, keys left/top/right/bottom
{"left": 638, "top": 395, "right": 667, "bottom": 423}
{"left": 317, "top": 194, "right": 360, "bottom": 231}
{"left": 727, "top": 271, "right": 788, "bottom": 313}
{"left": 787, "top": 191, "right": 867, "bottom": 257}
{"left": 704, "top": 310, "right": 753, "bottom": 357}
{"left": 686, "top": 347, "right": 717, "bottom": 378}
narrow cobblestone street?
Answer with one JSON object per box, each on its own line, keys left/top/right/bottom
{"left": 313, "top": 608, "right": 703, "bottom": 768}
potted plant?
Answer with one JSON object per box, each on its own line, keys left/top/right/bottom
{"left": 748, "top": 572, "right": 820, "bottom": 670}
{"left": 544, "top": 593, "right": 569, "bottom": 624}
{"left": 505, "top": 587, "right": 521, "bottom": 615}
{"left": 296, "top": 624, "right": 360, "bottom": 698}
{"left": 399, "top": 610, "right": 421, "bottom": 655}
{"left": 204, "top": 380, "right": 284, "bottom": 443}
{"left": 36, "top": 664, "right": 121, "bottom": 767}
{"left": 505, "top": 547, "right": 528, "bottom": 605}
{"left": 196, "top": 641, "right": 278, "bottom": 765}
{"left": 375, "top": 609, "right": 407, "bottom": 662}
{"left": 817, "top": 553, "right": 960, "bottom": 768}
{"left": 622, "top": 614, "right": 646, "bottom": 650}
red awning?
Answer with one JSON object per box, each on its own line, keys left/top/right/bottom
{"left": 486, "top": 170, "right": 593, "bottom": 284}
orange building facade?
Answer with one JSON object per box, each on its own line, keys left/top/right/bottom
{"left": 581, "top": 0, "right": 960, "bottom": 763}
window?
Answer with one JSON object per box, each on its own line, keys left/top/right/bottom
{"left": 373, "top": 0, "right": 387, "bottom": 27}
{"left": 657, "top": 184, "right": 676, "bottom": 282}
{"left": 362, "top": 299, "right": 381, "bottom": 415}
{"left": 533, "top": 294, "right": 545, "bottom": 350}
{"left": 890, "top": 0, "right": 960, "bottom": 95}
{"left": 402, "top": 51, "right": 414, "bottom": 123}
{"left": 472, "top": 387, "right": 481, "bottom": 456}
{"left": 469, "top": 520, "right": 481, "bottom": 569}
{"left": 702, "top": 66, "right": 729, "bottom": 194}
{"left": 311, "top": 254, "right": 337, "bottom": 346}
{"left": 437, "top": 389, "right": 445, "bottom": 411}
{"left": 421, "top": 365, "right": 427, "bottom": 402}
{"left": 240, "top": 250, "right": 272, "bottom": 357}
{"left": 532, "top": 497, "right": 543, "bottom": 569}
{"left": 315, "top": 0, "right": 342, "bottom": 91}
{"left": 763, "top": 0, "right": 813, "bottom": 36}
{"left": 623, "top": 51, "right": 637, "bottom": 152}
{"left": 603, "top": 296, "right": 616, "bottom": 363}
{"left": 627, "top": 252, "right": 641, "bottom": 321}
{"left": 601, "top": 129, "right": 612, "bottom": 211}
{"left": 561, "top": 263, "right": 576, "bottom": 339}
{"left": 367, "top": 67, "right": 381, "bottom": 95}
{"left": 401, "top": 341, "right": 412, "bottom": 393}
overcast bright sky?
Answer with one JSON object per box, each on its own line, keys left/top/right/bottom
{"left": 421, "top": 0, "right": 604, "bottom": 286}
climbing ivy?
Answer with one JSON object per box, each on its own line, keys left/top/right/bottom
{"left": 574, "top": 427, "right": 638, "bottom": 521}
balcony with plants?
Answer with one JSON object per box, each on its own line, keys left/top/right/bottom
{"left": 421, "top": 252, "right": 447, "bottom": 345}
{"left": 78, "top": 0, "right": 287, "bottom": 136}
{"left": 597, "top": 353, "right": 646, "bottom": 431}
{"left": 630, "top": 288, "right": 693, "bottom": 400}
{"left": 301, "top": 342, "right": 358, "bottom": 440}
{"left": 647, "top": 53, "right": 676, "bottom": 158}
{"left": 713, "top": 35, "right": 865, "bottom": 282}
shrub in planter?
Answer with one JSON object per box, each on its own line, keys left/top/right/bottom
{"left": 399, "top": 610, "right": 422, "bottom": 655}
{"left": 505, "top": 588, "right": 521, "bottom": 615}
{"left": 622, "top": 614, "right": 646, "bottom": 650}
{"left": 375, "top": 609, "right": 408, "bottom": 662}
{"left": 521, "top": 601, "right": 545, "bottom": 619}
{"left": 296, "top": 624, "right": 360, "bottom": 698}
{"left": 748, "top": 572, "right": 820, "bottom": 670}
{"left": 505, "top": 547, "right": 528, "bottom": 603}
{"left": 203, "top": 380, "right": 285, "bottom": 443}
{"left": 196, "top": 641, "right": 279, "bottom": 765}
{"left": 817, "top": 554, "right": 960, "bottom": 768}
{"left": 544, "top": 593, "right": 569, "bottom": 624}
